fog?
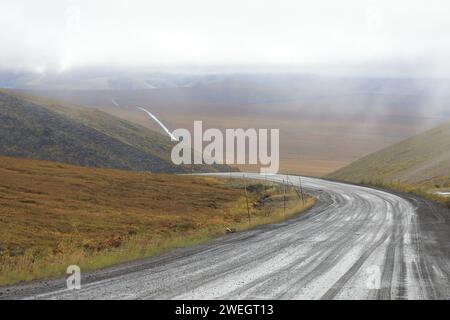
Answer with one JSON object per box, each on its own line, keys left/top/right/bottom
{"left": 1, "top": 0, "right": 450, "bottom": 77}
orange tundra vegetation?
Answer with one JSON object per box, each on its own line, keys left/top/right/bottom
{"left": 0, "top": 156, "right": 314, "bottom": 285}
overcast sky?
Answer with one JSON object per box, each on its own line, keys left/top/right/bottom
{"left": 1, "top": 0, "right": 450, "bottom": 76}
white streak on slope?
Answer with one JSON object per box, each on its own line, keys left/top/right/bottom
{"left": 137, "top": 107, "right": 178, "bottom": 141}
{"left": 111, "top": 98, "right": 119, "bottom": 107}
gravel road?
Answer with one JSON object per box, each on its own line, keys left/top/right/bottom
{"left": 1, "top": 173, "right": 449, "bottom": 300}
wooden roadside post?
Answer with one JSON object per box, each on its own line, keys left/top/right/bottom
{"left": 263, "top": 173, "right": 267, "bottom": 196}
{"left": 287, "top": 175, "right": 302, "bottom": 201}
{"left": 243, "top": 175, "right": 251, "bottom": 225}
{"left": 298, "top": 176, "right": 305, "bottom": 205}
{"left": 283, "top": 179, "right": 286, "bottom": 216}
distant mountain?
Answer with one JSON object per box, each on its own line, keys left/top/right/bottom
{"left": 0, "top": 89, "right": 228, "bottom": 173}
{"left": 4, "top": 70, "right": 450, "bottom": 114}
{"left": 327, "top": 121, "right": 450, "bottom": 188}
{"left": 15, "top": 73, "right": 450, "bottom": 120}
{"left": 0, "top": 69, "right": 214, "bottom": 90}
{"left": 6, "top": 72, "right": 450, "bottom": 176}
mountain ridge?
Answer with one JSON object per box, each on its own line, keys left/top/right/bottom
{"left": 0, "top": 89, "right": 228, "bottom": 173}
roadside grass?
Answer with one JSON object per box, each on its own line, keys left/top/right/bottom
{"left": 0, "top": 156, "right": 314, "bottom": 285}
{"left": 221, "top": 178, "right": 316, "bottom": 229}
{"left": 359, "top": 179, "right": 450, "bottom": 209}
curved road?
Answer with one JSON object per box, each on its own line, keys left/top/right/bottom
{"left": 1, "top": 173, "right": 449, "bottom": 299}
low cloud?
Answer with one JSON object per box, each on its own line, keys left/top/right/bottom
{"left": 0, "top": 0, "right": 450, "bottom": 77}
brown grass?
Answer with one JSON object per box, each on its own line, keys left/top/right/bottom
{"left": 359, "top": 179, "right": 450, "bottom": 209}
{"left": 0, "top": 156, "right": 314, "bottom": 285}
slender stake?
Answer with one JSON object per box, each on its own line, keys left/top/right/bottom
{"left": 243, "top": 175, "right": 251, "bottom": 224}
{"left": 287, "top": 175, "right": 301, "bottom": 200}
{"left": 298, "top": 176, "right": 305, "bottom": 204}
{"left": 283, "top": 179, "right": 286, "bottom": 216}
{"left": 263, "top": 173, "right": 267, "bottom": 197}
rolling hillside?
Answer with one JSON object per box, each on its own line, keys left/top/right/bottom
{"left": 0, "top": 89, "right": 227, "bottom": 173}
{"left": 327, "top": 121, "right": 450, "bottom": 189}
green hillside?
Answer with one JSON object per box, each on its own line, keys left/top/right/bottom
{"left": 327, "top": 121, "right": 450, "bottom": 190}
{"left": 0, "top": 89, "right": 227, "bottom": 173}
